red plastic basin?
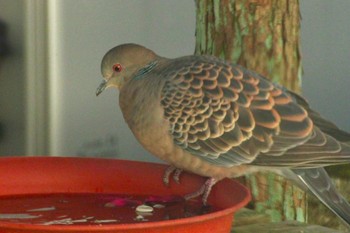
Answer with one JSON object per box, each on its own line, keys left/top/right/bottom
{"left": 0, "top": 156, "right": 250, "bottom": 233}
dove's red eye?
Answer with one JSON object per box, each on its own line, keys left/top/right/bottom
{"left": 113, "top": 64, "right": 122, "bottom": 73}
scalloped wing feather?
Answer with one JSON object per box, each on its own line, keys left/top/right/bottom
{"left": 160, "top": 55, "right": 350, "bottom": 168}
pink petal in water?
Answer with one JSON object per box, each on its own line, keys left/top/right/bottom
{"left": 105, "top": 197, "right": 142, "bottom": 207}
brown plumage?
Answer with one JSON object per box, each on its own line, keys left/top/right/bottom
{"left": 97, "top": 43, "right": 350, "bottom": 225}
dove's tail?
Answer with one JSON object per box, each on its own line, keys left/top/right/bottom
{"left": 288, "top": 167, "right": 350, "bottom": 226}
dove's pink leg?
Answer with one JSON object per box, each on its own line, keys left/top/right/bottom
{"left": 173, "top": 168, "right": 183, "bottom": 183}
{"left": 162, "top": 164, "right": 253, "bottom": 205}
{"left": 163, "top": 166, "right": 183, "bottom": 185}
{"left": 163, "top": 166, "right": 216, "bottom": 204}
{"left": 184, "top": 178, "right": 218, "bottom": 205}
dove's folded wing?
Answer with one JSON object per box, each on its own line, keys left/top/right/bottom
{"left": 159, "top": 56, "right": 348, "bottom": 168}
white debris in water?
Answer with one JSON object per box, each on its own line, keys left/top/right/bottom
{"left": 93, "top": 219, "right": 118, "bottom": 223}
{"left": 136, "top": 204, "right": 153, "bottom": 213}
{"left": 39, "top": 216, "right": 119, "bottom": 225}
{"left": 27, "top": 206, "right": 56, "bottom": 212}
{"left": 0, "top": 213, "right": 40, "bottom": 219}
{"left": 153, "top": 204, "right": 165, "bottom": 208}
{"left": 134, "top": 215, "right": 145, "bottom": 221}
{"left": 104, "top": 202, "right": 115, "bottom": 208}
{"left": 40, "top": 217, "right": 92, "bottom": 225}
{"left": 40, "top": 218, "right": 76, "bottom": 225}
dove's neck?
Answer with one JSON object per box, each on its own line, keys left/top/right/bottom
{"left": 119, "top": 66, "right": 167, "bottom": 135}
{"left": 132, "top": 60, "right": 159, "bottom": 80}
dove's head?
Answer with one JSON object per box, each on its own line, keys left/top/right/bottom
{"left": 96, "top": 43, "right": 157, "bottom": 95}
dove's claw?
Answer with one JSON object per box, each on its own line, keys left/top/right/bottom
{"left": 163, "top": 166, "right": 183, "bottom": 186}
{"left": 173, "top": 168, "right": 183, "bottom": 184}
{"left": 163, "top": 166, "right": 217, "bottom": 205}
{"left": 163, "top": 166, "right": 176, "bottom": 186}
{"left": 184, "top": 178, "right": 217, "bottom": 205}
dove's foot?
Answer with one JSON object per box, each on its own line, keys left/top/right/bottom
{"left": 184, "top": 177, "right": 217, "bottom": 205}
{"left": 163, "top": 166, "right": 183, "bottom": 186}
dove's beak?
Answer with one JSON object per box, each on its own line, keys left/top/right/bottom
{"left": 96, "top": 79, "right": 107, "bottom": 96}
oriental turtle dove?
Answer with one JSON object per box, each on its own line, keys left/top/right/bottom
{"left": 97, "top": 43, "right": 350, "bottom": 226}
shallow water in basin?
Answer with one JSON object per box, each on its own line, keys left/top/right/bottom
{"left": 0, "top": 193, "right": 217, "bottom": 225}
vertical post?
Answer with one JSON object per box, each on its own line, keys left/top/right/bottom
{"left": 195, "top": 0, "right": 306, "bottom": 222}
{"left": 24, "top": 0, "right": 50, "bottom": 155}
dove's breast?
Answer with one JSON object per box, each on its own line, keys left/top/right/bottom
{"left": 118, "top": 74, "right": 249, "bottom": 180}
{"left": 119, "top": 73, "right": 172, "bottom": 154}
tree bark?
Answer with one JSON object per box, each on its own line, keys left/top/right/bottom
{"left": 195, "top": 0, "right": 306, "bottom": 222}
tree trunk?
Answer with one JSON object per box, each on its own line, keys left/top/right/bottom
{"left": 195, "top": 0, "right": 306, "bottom": 222}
